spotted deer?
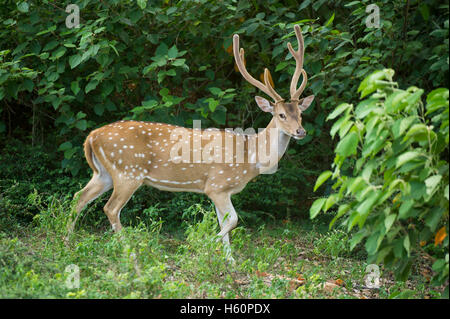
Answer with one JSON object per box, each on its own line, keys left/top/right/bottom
{"left": 69, "top": 25, "right": 314, "bottom": 260}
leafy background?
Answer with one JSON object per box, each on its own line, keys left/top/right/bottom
{"left": 0, "top": 0, "right": 448, "bottom": 297}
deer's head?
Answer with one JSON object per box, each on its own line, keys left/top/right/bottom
{"left": 233, "top": 25, "right": 314, "bottom": 140}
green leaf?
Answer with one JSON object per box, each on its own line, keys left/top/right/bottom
{"left": 157, "top": 71, "right": 166, "bottom": 84}
{"left": 355, "top": 99, "right": 380, "bottom": 119}
{"left": 159, "top": 88, "right": 169, "bottom": 97}
{"left": 325, "top": 12, "right": 335, "bottom": 27}
{"left": 396, "top": 151, "right": 422, "bottom": 168}
{"left": 275, "top": 61, "right": 289, "bottom": 72}
{"left": 327, "top": 103, "right": 351, "bottom": 120}
{"left": 310, "top": 198, "right": 326, "bottom": 219}
{"left": 206, "top": 98, "right": 219, "bottom": 112}
{"left": 347, "top": 177, "right": 366, "bottom": 195}
{"left": 208, "top": 87, "right": 223, "bottom": 96}
{"left": 314, "top": 171, "right": 332, "bottom": 191}
{"left": 166, "top": 69, "right": 176, "bottom": 76}
{"left": 171, "top": 59, "right": 186, "bottom": 67}
{"left": 399, "top": 200, "right": 415, "bottom": 219}
{"left": 349, "top": 230, "right": 367, "bottom": 251}
{"left": 356, "top": 190, "right": 380, "bottom": 227}
{"left": 409, "top": 181, "right": 426, "bottom": 199}
{"left": 141, "top": 99, "right": 158, "bottom": 108}
{"left": 324, "top": 194, "right": 338, "bottom": 211}
{"left": 155, "top": 42, "right": 169, "bottom": 56}
{"left": 85, "top": 80, "right": 99, "bottom": 93}
{"left": 137, "top": 0, "right": 147, "bottom": 9}
{"left": 167, "top": 45, "right": 178, "bottom": 59}
{"left": 338, "top": 121, "right": 354, "bottom": 138}
{"left": 71, "top": 81, "right": 80, "bottom": 95}
{"left": 69, "top": 54, "right": 82, "bottom": 69}
{"left": 425, "top": 207, "right": 444, "bottom": 232}
{"left": 365, "top": 232, "right": 381, "bottom": 255}
{"left": 403, "top": 235, "right": 411, "bottom": 257}
{"left": 17, "top": 1, "right": 29, "bottom": 13}
{"left": 43, "top": 40, "right": 59, "bottom": 52}
{"left": 58, "top": 141, "right": 72, "bottom": 151}
{"left": 94, "top": 104, "right": 105, "bottom": 116}
{"left": 425, "top": 175, "right": 442, "bottom": 198}
{"left": 210, "top": 106, "right": 226, "bottom": 125}
{"left": 392, "top": 116, "right": 417, "bottom": 138}
{"left": 23, "top": 79, "right": 34, "bottom": 92}
{"left": 418, "top": 3, "right": 430, "bottom": 21}
{"left": 75, "top": 120, "right": 87, "bottom": 131}
{"left": 358, "top": 69, "right": 394, "bottom": 98}
{"left": 336, "top": 132, "right": 358, "bottom": 157}
{"left": 52, "top": 47, "right": 67, "bottom": 60}
{"left": 385, "top": 90, "right": 409, "bottom": 113}
{"left": 385, "top": 214, "right": 396, "bottom": 232}
{"left": 404, "top": 124, "right": 429, "bottom": 142}
{"left": 36, "top": 25, "right": 56, "bottom": 36}
{"left": 330, "top": 115, "right": 350, "bottom": 138}
{"left": 64, "top": 148, "right": 77, "bottom": 160}
{"left": 330, "top": 203, "right": 351, "bottom": 229}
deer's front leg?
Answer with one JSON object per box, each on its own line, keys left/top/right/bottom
{"left": 208, "top": 192, "right": 238, "bottom": 263}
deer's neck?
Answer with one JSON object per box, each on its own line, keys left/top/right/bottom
{"left": 254, "top": 117, "right": 291, "bottom": 172}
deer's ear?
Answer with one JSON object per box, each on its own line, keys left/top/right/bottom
{"left": 255, "top": 96, "right": 274, "bottom": 113}
{"left": 298, "top": 95, "right": 315, "bottom": 111}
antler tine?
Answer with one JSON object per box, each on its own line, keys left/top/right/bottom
{"left": 288, "top": 25, "right": 307, "bottom": 101}
{"left": 233, "top": 34, "right": 283, "bottom": 103}
{"left": 263, "top": 68, "right": 280, "bottom": 101}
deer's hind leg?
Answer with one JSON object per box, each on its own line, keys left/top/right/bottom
{"left": 103, "top": 180, "right": 142, "bottom": 232}
{"left": 68, "top": 150, "right": 113, "bottom": 234}
{"left": 68, "top": 171, "right": 113, "bottom": 235}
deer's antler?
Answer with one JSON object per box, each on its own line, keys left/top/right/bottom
{"left": 287, "top": 25, "right": 307, "bottom": 102}
{"left": 233, "top": 34, "right": 284, "bottom": 103}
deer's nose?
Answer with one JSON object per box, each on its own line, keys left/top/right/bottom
{"left": 296, "top": 128, "right": 306, "bottom": 137}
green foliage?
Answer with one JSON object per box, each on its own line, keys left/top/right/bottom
{"left": 313, "top": 229, "right": 351, "bottom": 258}
{"left": 176, "top": 205, "right": 233, "bottom": 286}
{"left": 1, "top": 0, "right": 448, "bottom": 177}
{"left": 0, "top": 194, "right": 440, "bottom": 298}
{"left": 0, "top": 0, "right": 449, "bottom": 299}
{"left": 311, "top": 69, "right": 449, "bottom": 297}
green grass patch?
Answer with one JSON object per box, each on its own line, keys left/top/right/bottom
{"left": 0, "top": 194, "right": 439, "bottom": 299}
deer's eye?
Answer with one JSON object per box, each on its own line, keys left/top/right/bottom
{"left": 279, "top": 113, "right": 286, "bottom": 120}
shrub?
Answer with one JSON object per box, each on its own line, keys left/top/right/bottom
{"left": 311, "top": 69, "right": 449, "bottom": 297}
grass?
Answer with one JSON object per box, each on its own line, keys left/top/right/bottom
{"left": 0, "top": 194, "right": 439, "bottom": 299}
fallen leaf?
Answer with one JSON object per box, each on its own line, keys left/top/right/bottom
{"left": 234, "top": 279, "right": 249, "bottom": 285}
{"left": 255, "top": 270, "right": 269, "bottom": 277}
{"left": 434, "top": 227, "right": 447, "bottom": 246}
{"left": 323, "top": 280, "right": 342, "bottom": 293}
{"left": 335, "top": 278, "right": 344, "bottom": 286}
